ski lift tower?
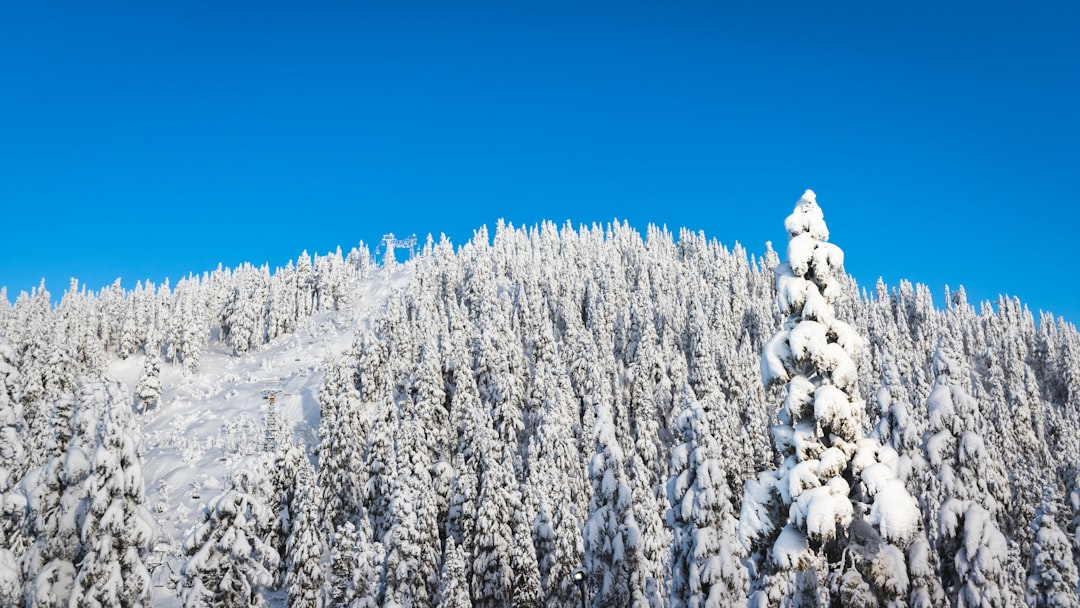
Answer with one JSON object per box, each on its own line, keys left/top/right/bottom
{"left": 380, "top": 233, "right": 417, "bottom": 266}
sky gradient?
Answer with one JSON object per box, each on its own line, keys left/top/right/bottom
{"left": 2, "top": 2, "right": 1077, "bottom": 325}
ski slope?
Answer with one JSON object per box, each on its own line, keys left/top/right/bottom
{"left": 106, "top": 266, "right": 411, "bottom": 604}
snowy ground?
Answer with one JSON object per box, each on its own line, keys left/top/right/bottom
{"left": 106, "top": 266, "right": 411, "bottom": 605}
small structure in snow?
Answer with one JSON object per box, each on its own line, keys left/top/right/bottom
{"left": 379, "top": 232, "right": 417, "bottom": 265}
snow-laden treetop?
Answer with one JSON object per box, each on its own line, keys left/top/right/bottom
{"left": 783, "top": 189, "right": 828, "bottom": 241}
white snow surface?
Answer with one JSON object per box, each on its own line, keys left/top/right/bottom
{"left": 105, "top": 267, "right": 411, "bottom": 606}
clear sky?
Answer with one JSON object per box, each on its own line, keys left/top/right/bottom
{"left": 2, "top": 2, "right": 1077, "bottom": 325}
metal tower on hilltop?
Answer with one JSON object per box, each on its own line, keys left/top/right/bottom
{"left": 379, "top": 233, "right": 417, "bottom": 265}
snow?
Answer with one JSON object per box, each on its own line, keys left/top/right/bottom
{"left": 760, "top": 332, "right": 791, "bottom": 388}
{"left": 790, "top": 479, "right": 852, "bottom": 542}
{"left": 786, "top": 233, "right": 817, "bottom": 278}
{"left": 800, "top": 288, "right": 833, "bottom": 323}
{"left": 0, "top": 549, "right": 18, "bottom": 605}
{"left": 737, "top": 472, "right": 780, "bottom": 551}
{"left": 816, "top": 447, "right": 846, "bottom": 479}
{"left": 776, "top": 270, "right": 811, "bottom": 316}
{"left": 810, "top": 242, "right": 845, "bottom": 287}
{"left": 868, "top": 478, "right": 920, "bottom": 544}
{"left": 772, "top": 525, "right": 808, "bottom": 570}
{"left": 103, "top": 267, "right": 410, "bottom": 606}
{"left": 783, "top": 459, "right": 821, "bottom": 502}
{"left": 783, "top": 190, "right": 828, "bottom": 241}
{"left": 783, "top": 375, "right": 816, "bottom": 420}
{"left": 812, "top": 385, "right": 851, "bottom": 431}
{"left": 787, "top": 320, "right": 827, "bottom": 364}
{"left": 958, "top": 430, "right": 986, "bottom": 463}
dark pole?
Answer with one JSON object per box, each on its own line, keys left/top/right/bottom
{"left": 572, "top": 567, "right": 587, "bottom": 608}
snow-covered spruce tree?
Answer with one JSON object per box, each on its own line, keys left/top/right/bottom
{"left": 328, "top": 521, "right": 358, "bottom": 607}
{"left": 923, "top": 337, "right": 1012, "bottom": 607}
{"left": 134, "top": 335, "right": 162, "bottom": 413}
{"left": 379, "top": 421, "right": 441, "bottom": 608}
{"left": 667, "top": 384, "right": 747, "bottom": 607}
{"left": 584, "top": 399, "right": 646, "bottom": 608}
{"left": 437, "top": 537, "right": 471, "bottom": 608}
{"left": 354, "top": 518, "right": 385, "bottom": 607}
{"left": 70, "top": 379, "right": 154, "bottom": 607}
{"left": 0, "top": 544, "right": 18, "bottom": 607}
{"left": 0, "top": 336, "right": 25, "bottom": 479}
{"left": 177, "top": 281, "right": 210, "bottom": 376}
{"left": 511, "top": 507, "right": 543, "bottom": 608}
{"left": 470, "top": 443, "right": 521, "bottom": 608}
{"left": 739, "top": 190, "right": 923, "bottom": 606}
{"left": 284, "top": 457, "right": 327, "bottom": 608}
{"left": 180, "top": 470, "right": 279, "bottom": 608}
{"left": 873, "top": 350, "right": 944, "bottom": 606}
{"left": 315, "top": 356, "right": 355, "bottom": 535}
{"left": 1024, "top": 486, "right": 1079, "bottom": 608}
{"left": 20, "top": 382, "right": 100, "bottom": 608}
{"left": 267, "top": 439, "right": 306, "bottom": 584}
{"left": 0, "top": 335, "right": 27, "bottom": 591}
{"left": 525, "top": 360, "right": 587, "bottom": 608}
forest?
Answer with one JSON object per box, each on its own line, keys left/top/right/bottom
{"left": 1, "top": 191, "right": 1079, "bottom": 607}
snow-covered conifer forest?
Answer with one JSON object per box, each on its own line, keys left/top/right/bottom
{"left": 1, "top": 192, "right": 1079, "bottom": 607}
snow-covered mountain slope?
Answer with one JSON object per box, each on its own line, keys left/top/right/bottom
{"left": 106, "top": 266, "right": 411, "bottom": 601}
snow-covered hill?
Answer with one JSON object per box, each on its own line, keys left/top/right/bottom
{"left": 107, "top": 267, "right": 410, "bottom": 604}
{"left": 4, "top": 202, "right": 1080, "bottom": 607}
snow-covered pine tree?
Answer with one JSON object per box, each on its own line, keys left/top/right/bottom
{"left": 379, "top": 422, "right": 441, "bottom": 608}
{"left": 874, "top": 350, "right": 945, "bottom": 606}
{"left": 328, "top": 521, "right": 358, "bottom": 607}
{"left": 269, "top": 440, "right": 307, "bottom": 585}
{"left": 285, "top": 456, "right": 327, "bottom": 608}
{"left": 177, "top": 280, "right": 210, "bottom": 376}
{"left": 511, "top": 509, "right": 543, "bottom": 608}
{"left": 180, "top": 470, "right": 279, "bottom": 608}
{"left": 0, "top": 335, "right": 25, "bottom": 606}
{"left": 134, "top": 334, "right": 162, "bottom": 413}
{"left": 0, "top": 544, "right": 18, "bottom": 607}
{"left": 667, "top": 384, "right": 747, "bottom": 607}
{"left": 739, "top": 190, "right": 923, "bottom": 606}
{"left": 525, "top": 362, "right": 586, "bottom": 608}
{"left": 21, "top": 379, "right": 103, "bottom": 608}
{"left": 70, "top": 379, "right": 154, "bottom": 607}
{"left": 437, "top": 537, "right": 471, "bottom": 608}
{"left": 1024, "top": 486, "right": 1079, "bottom": 608}
{"left": 872, "top": 349, "right": 925, "bottom": 486}
{"left": 0, "top": 346, "right": 21, "bottom": 601}
{"left": 221, "top": 264, "right": 270, "bottom": 357}
{"left": 470, "top": 443, "right": 520, "bottom": 608}
{"left": 584, "top": 399, "right": 646, "bottom": 607}
{"left": 0, "top": 336, "right": 25, "bottom": 480}
{"left": 923, "top": 336, "right": 1012, "bottom": 607}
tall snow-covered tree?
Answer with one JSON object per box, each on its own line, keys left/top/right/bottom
{"left": 134, "top": 336, "right": 162, "bottom": 413}
{"left": 740, "top": 190, "right": 923, "bottom": 607}
{"left": 470, "top": 444, "right": 520, "bottom": 608}
{"left": 923, "top": 337, "right": 1012, "bottom": 607}
{"left": 0, "top": 337, "right": 25, "bottom": 478}
{"left": 379, "top": 421, "right": 441, "bottom": 608}
{"left": 584, "top": 399, "right": 646, "bottom": 607}
{"left": 1024, "top": 486, "right": 1079, "bottom": 608}
{"left": 285, "top": 457, "right": 326, "bottom": 608}
{"left": 667, "top": 384, "right": 747, "bottom": 607}
{"left": 437, "top": 537, "right": 471, "bottom": 608}
{"left": 70, "top": 380, "right": 154, "bottom": 607}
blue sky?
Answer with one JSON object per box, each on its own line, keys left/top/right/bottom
{"left": 2, "top": 2, "right": 1077, "bottom": 325}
